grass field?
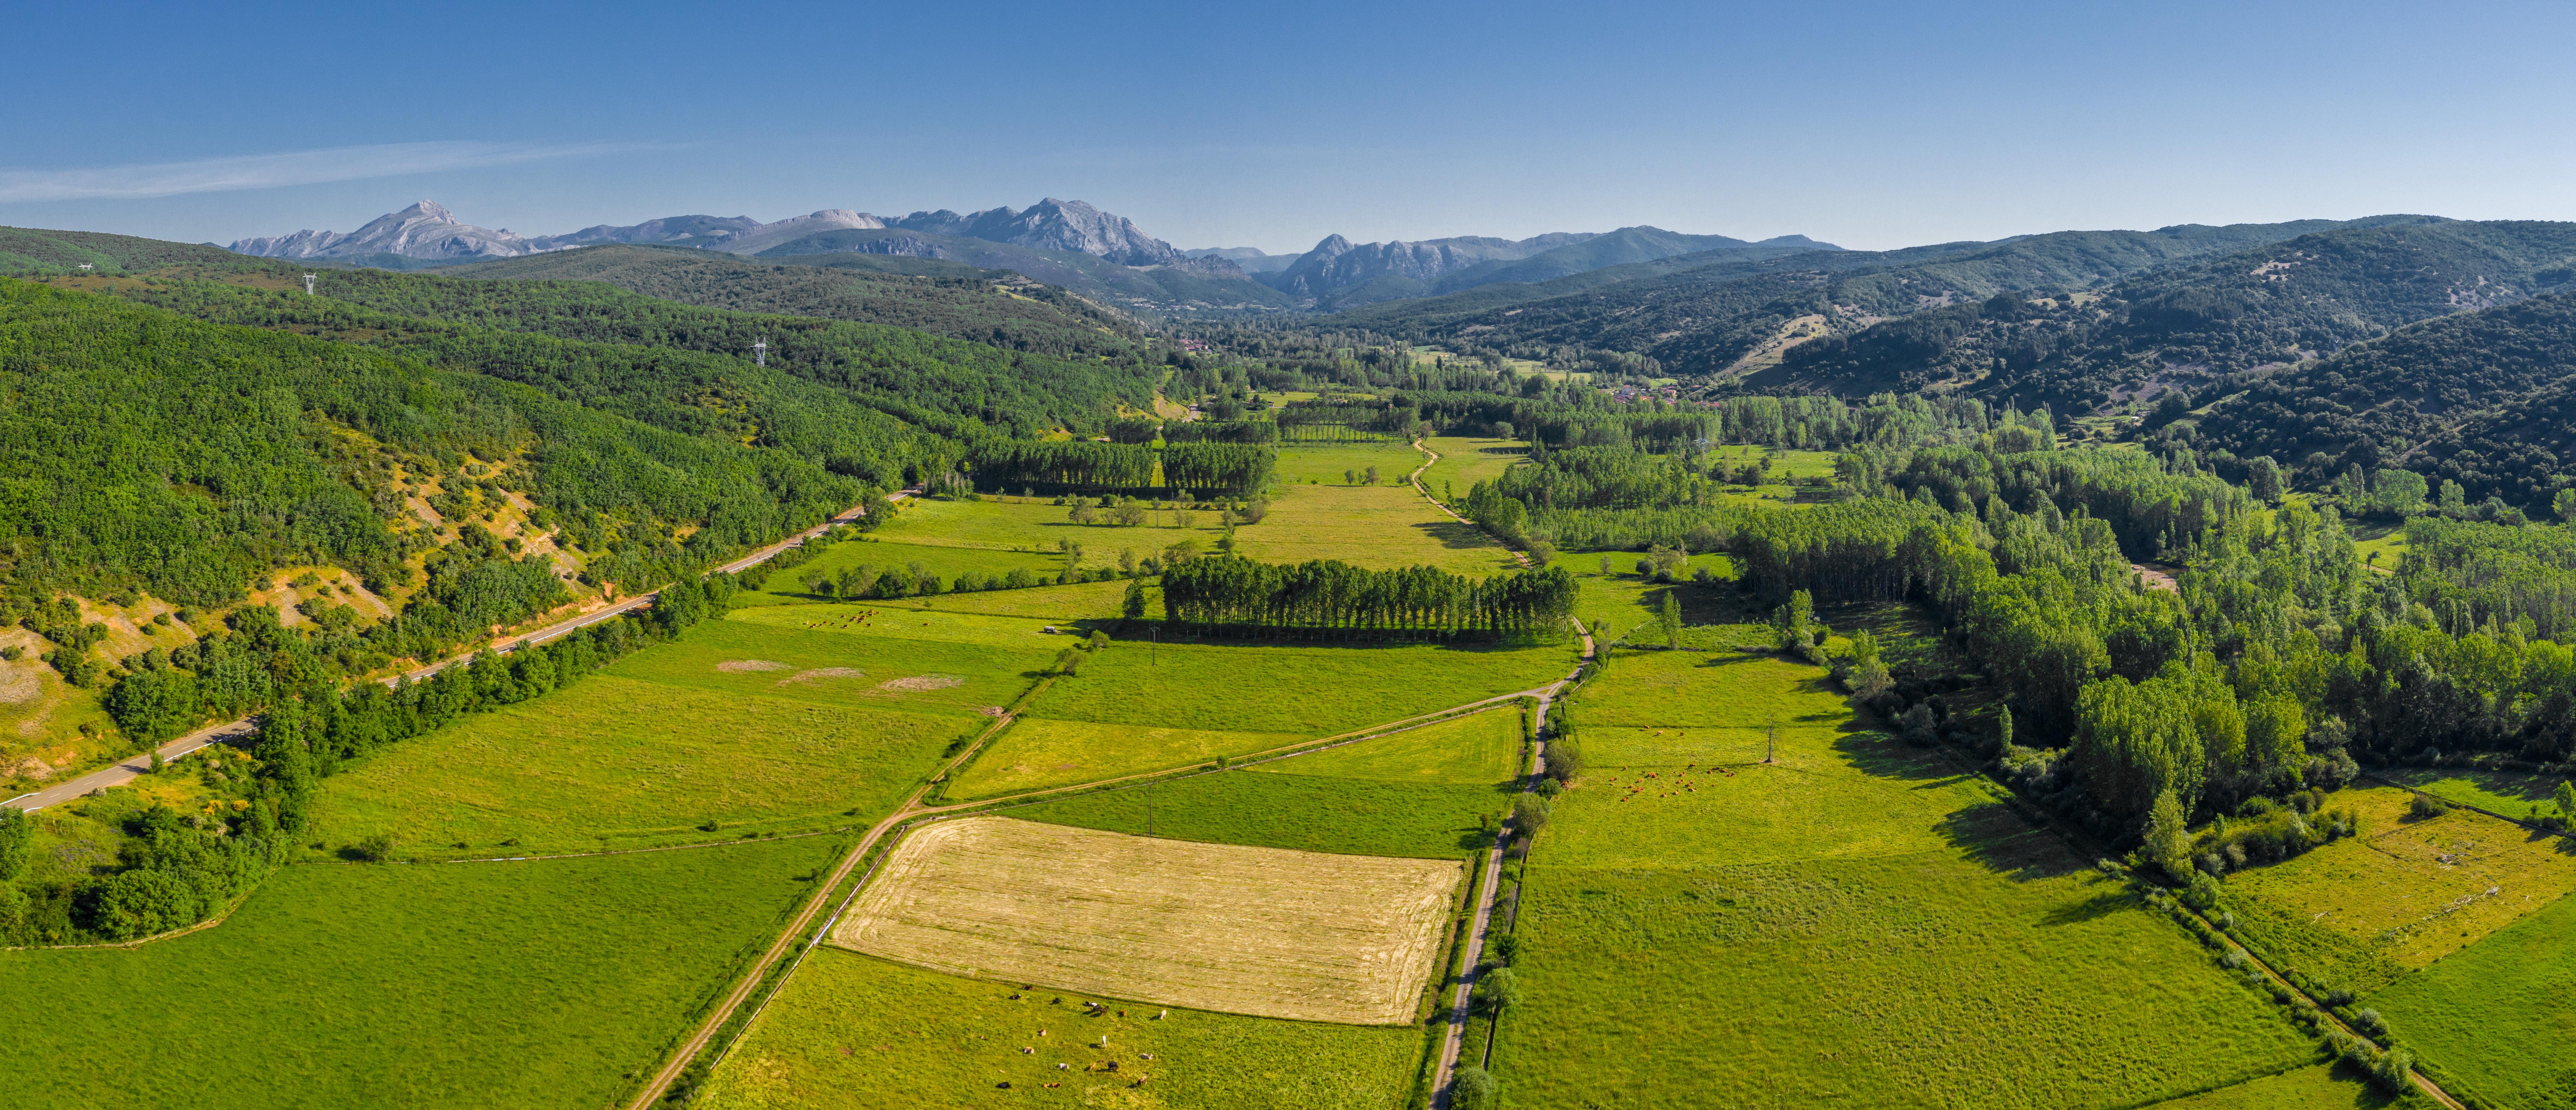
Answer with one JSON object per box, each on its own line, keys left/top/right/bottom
{"left": 306, "top": 613, "right": 1044, "bottom": 857}
{"left": 1270, "top": 442, "right": 1427, "bottom": 486}
{"left": 1232, "top": 482, "right": 1515, "bottom": 573}
{"left": 1419, "top": 436, "right": 1527, "bottom": 497}
{"left": 728, "top": 599, "right": 1082, "bottom": 649}
{"left": 752, "top": 538, "right": 1068, "bottom": 599}
{"left": 2365, "top": 887, "right": 2576, "bottom": 1110}
{"left": 946, "top": 718, "right": 1308, "bottom": 799}
{"left": 1488, "top": 637, "right": 2315, "bottom": 1108}
{"left": 0, "top": 837, "right": 839, "bottom": 1109}
{"left": 2218, "top": 786, "right": 2576, "bottom": 996}
{"left": 911, "top": 579, "right": 1140, "bottom": 620}
{"left": 871, "top": 497, "right": 1225, "bottom": 553}
{"left": 696, "top": 949, "right": 1425, "bottom": 1110}
{"left": 2142, "top": 1062, "right": 2425, "bottom": 1109}
{"left": 1022, "top": 637, "right": 1571, "bottom": 736}
{"left": 1259, "top": 704, "right": 1524, "bottom": 786}
{"left": 2381, "top": 766, "right": 2573, "bottom": 820}
{"left": 1009, "top": 769, "right": 1507, "bottom": 859}
{"left": 832, "top": 817, "right": 1460, "bottom": 1024}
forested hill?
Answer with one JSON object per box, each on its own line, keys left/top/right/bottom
{"left": 0, "top": 226, "right": 242, "bottom": 274}
{"left": 2184, "top": 289, "right": 2576, "bottom": 511}
{"left": 0, "top": 278, "right": 864, "bottom": 606}
{"left": 46, "top": 261, "right": 1162, "bottom": 439}
{"left": 438, "top": 244, "right": 1147, "bottom": 359}
{"left": 1331, "top": 217, "right": 2440, "bottom": 367}
{"left": 1768, "top": 220, "right": 2576, "bottom": 405}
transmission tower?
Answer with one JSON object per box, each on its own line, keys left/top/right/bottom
{"left": 303, "top": 274, "right": 317, "bottom": 295}
{"left": 753, "top": 338, "right": 768, "bottom": 367}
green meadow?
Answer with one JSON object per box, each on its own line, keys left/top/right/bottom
{"left": 305, "top": 613, "right": 1046, "bottom": 857}
{"left": 2365, "top": 888, "right": 2576, "bottom": 1110}
{"left": 1022, "top": 636, "right": 1573, "bottom": 736}
{"left": 946, "top": 717, "right": 1307, "bottom": 799}
{"left": 1259, "top": 704, "right": 1526, "bottom": 786}
{"left": 0, "top": 836, "right": 840, "bottom": 1109}
{"left": 696, "top": 948, "right": 1423, "bottom": 1110}
{"left": 1008, "top": 767, "right": 1506, "bottom": 859}
{"left": 1488, "top": 631, "right": 2316, "bottom": 1109}
{"left": 1419, "top": 435, "right": 1528, "bottom": 497}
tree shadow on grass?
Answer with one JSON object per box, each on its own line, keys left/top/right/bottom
{"left": 1934, "top": 805, "right": 2090, "bottom": 884}
{"left": 1412, "top": 518, "right": 1504, "bottom": 551}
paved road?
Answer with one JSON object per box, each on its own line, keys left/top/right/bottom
{"left": 3, "top": 493, "right": 905, "bottom": 813}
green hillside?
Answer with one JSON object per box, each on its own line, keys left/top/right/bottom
{"left": 67, "top": 261, "right": 1159, "bottom": 439}
{"left": 2189, "top": 289, "right": 2576, "bottom": 510}
{"left": 1773, "top": 219, "right": 2576, "bottom": 404}
{"left": 1340, "top": 217, "right": 2442, "bottom": 374}
{"left": 439, "top": 245, "right": 1146, "bottom": 359}
{"left": 0, "top": 227, "right": 243, "bottom": 275}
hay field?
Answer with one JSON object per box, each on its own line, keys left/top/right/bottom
{"left": 911, "top": 578, "right": 1140, "bottom": 619}
{"left": 832, "top": 817, "right": 1460, "bottom": 1024}
{"left": 2220, "top": 786, "right": 2576, "bottom": 994}
{"left": 870, "top": 496, "right": 1224, "bottom": 552}
{"left": 1269, "top": 443, "right": 1425, "bottom": 485}
{"left": 2382, "top": 766, "right": 2572, "bottom": 818}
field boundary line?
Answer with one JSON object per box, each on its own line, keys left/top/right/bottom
{"left": 294, "top": 826, "right": 853, "bottom": 867}
{"left": 927, "top": 685, "right": 1560, "bottom": 810}
{"left": 1432, "top": 625, "right": 1586, "bottom": 1108}
{"left": 637, "top": 676, "right": 1579, "bottom": 1106}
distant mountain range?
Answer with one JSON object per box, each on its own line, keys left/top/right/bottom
{"left": 224, "top": 200, "right": 1834, "bottom": 314}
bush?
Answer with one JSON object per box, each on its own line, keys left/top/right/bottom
{"left": 2370, "top": 1048, "right": 2414, "bottom": 1094}
{"left": 2181, "top": 870, "right": 2222, "bottom": 911}
{"left": 1451, "top": 1066, "right": 1496, "bottom": 1110}
{"left": 1471, "top": 967, "right": 1521, "bottom": 1015}
{"left": 1488, "top": 933, "right": 1522, "bottom": 966}
{"left": 354, "top": 833, "right": 399, "bottom": 863}
{"left": 2407, "top": 793, "right": 2450, "bottom": 821}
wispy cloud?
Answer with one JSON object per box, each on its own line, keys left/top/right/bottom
{"left": 0, "top": 140, "right": 656, "bottom": 203}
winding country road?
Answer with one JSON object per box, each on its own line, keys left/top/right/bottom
{"left": 3, "top": 493, "right": 908, "bottom": 813}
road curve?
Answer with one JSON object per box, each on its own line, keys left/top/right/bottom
{"left": 4, "top": 493, "right": 907, "bottom": 813}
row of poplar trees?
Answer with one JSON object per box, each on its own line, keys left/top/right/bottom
{"left": 1161, "top": 557, "right": 1578, "bottom": 640}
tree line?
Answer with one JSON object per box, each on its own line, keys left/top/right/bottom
{"left": 1160, "top": 557, "right": 1577, "bottom": 640}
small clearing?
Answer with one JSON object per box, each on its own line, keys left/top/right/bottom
{"left": 830, "top": 816, "right": 1459, "bottom": 1024}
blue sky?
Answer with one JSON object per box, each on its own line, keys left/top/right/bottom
{"left": 11, "top": 0, "right": 2574, "bottom": 252}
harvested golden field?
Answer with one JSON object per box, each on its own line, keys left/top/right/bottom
{"left": 830, "top": 816, "right": 1460, "bottom": 1025}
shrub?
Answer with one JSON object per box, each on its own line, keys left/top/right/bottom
{"left": 1451, "top": 1066, "right": 1497, "bottom": 1110}
{"left": 2349, "top": 1008, "right": 2389, "bottom": 1038}
{"left": 1488, "top": 933, "right": 1522, "bottom": 966}
{"left": 1472, "top": 967, "right": 1521, "bottom": 1015}
{"left": 2407, "top": 793, "right": 2450, "bottom": 821}
{"left": 354, "top": 833, "right": 399, "bottom": 863}
{"left": 2370, "top": 1048, "right": 2414, "bottom": 1094}
{"left": 2180, "top": 870, "right": 2222, "bottom": 911}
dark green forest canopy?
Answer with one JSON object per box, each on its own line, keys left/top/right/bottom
{"left": 1775, "top": 220, "right": 2576, "bottom": 406}
{"left": 88, "top": 263, "right": 1160, "bottom": 436}
{"left": 0, "top": 280, "right": 861, "bottom": 605}
{"left": 1332, "top": 217, "right": 2445, "bottom": 374}
{"left": 437, "top": 245, "right": 1147, "bottom": 359}
{"left": 2188, "top": 289, "right": 2576, "bottom": 510}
